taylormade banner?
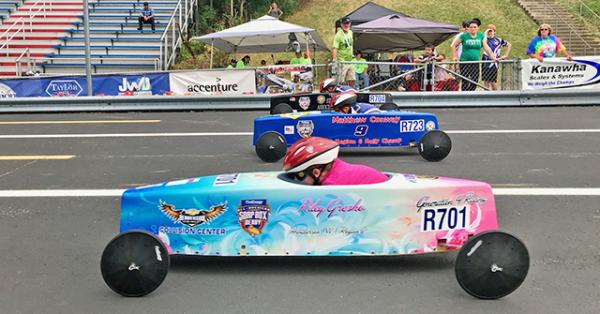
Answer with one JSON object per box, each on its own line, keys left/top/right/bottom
{"left": 521, "top": 56, "right": 600, "bottom": 90}
{"left": 169, "top": 70, "right": 256, "bottom": 95}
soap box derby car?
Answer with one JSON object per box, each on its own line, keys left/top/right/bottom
{"left": 100, "top": 172, "right": 529, "bottom": 299}
{"left": 253, "top": 111, "right": 452, "bottom": 163}
{"left": 270, "top": 91, "right": 395, "bottom": 114}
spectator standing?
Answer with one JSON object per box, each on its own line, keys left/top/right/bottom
{"left": 137, "top": 2, "right": 155, "bottom": 31}
{"left": 450, "top": 20, "right": 471, "bottom": 59}
{"left": 236, "top": 55, "right": 250, "bottom": 69}
{"left": 332, "top": 16, "right": 355, "bottom": 87}
{"left": 415, "top": 44, "right": 443, "bottom": 91}
{"left": 226, "top": 59, "right": 237, "bottom": 69}
{"left": 268, "top": 2, "right": 284, "bottom": 19}
{"left": 451, "top": 19, "right": 494, "bottom": 91}
{"left": 352, "top": 51, "right": 369, "bottom": 89}
{"left": 526, "top": 23, "right": 573, "bottom": 62}
{"left": 482, "top": 24, "right": 512, "bottom": 90}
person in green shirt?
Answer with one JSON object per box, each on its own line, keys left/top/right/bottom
{"left": 226, "top": 59, "right": 237, "bottom": 69}
{"left": 290, "top": 51, "right": 303, "bottom": 65}
{"left": 351, "top": 51, "right": 369, "bottom": 89}
{"left": 332, "top": 16, "right": 355, "bottom": 87}
{"left": 236, "top": 55, "right": 251, "bottom": 69}
{"left": 300, "top": 51, "right": 312, "bottom": 65}
{"left": 451, "top": 19, "right": 494, "bottom": 91}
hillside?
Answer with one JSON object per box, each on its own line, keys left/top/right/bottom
{"left": 177, "top": 0, "right": 543, "bottom": 68}
{"left": 286, "top": 0, "right": 540, "bottom": 62}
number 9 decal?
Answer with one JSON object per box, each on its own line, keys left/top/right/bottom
{"left": 354, "top": 125, "right": 369, "bottom": 136}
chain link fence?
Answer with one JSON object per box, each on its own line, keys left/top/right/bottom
{"left": 337, "top": 60, "right": 521, "bottom": 92}
{"left": 247, "top": 59, "right": 520, "bottom": 93}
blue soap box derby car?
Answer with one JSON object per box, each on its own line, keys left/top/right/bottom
{"left": 253, "top": 110, "right": 452, "bottom": 163}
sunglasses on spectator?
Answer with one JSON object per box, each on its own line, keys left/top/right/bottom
{"left": 540, "top": 28, "right": 549, "bottom": 31}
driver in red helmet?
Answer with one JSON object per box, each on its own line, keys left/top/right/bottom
{"left": 283, "top": 136, "right": 388, "bottom": 185}
{"left": 330, "top": 90, "right": 381, "bottom": 114}
{"left": 319, "top": 78, "right": 355, "bottom": 94}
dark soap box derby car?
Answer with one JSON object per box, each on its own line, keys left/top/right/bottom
{"left": 101, "top": 171, "right": 529, "bottom": 299}
{"left": 270, "top": 91, "right": 395, "bottom": 114}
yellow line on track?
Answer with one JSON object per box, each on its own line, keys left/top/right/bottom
{"left": 0, "top": 155, "right": 75, "bottom": 160}
{"left": 0, "top": 120, "right": 161, "bottom": 125}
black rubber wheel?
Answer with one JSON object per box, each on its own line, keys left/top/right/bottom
{"left": 418, "top": 130, "right": 451, "bottom": 161}
{"left": 255, "top": 131, "right": 287, "bottom": 162}
{"left": 272, "top": 103, "right": 293, "bottom": 114}
{"left": 101, "top": 231, "right": 170, "bottom": 297}
{"left": 379, "top": 103, "right": 399, "bottom": 111}
{"left": 455, "top": 231, "right": 529, "bottom": 299}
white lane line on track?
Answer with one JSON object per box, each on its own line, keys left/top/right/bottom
{"left": 0, "top": 120, "right": 161, "bottom": 125}
{"left": 446, "top": 129, "right": 600, "bottom": 134}
{"left": 0, "top": 188, "right": 600, "bottom": 197}
{"left": 0, "top": 132, "right": 253, "bottom": 139}
{"left": 0, "top": 129, "right": 599, "bottom": 139}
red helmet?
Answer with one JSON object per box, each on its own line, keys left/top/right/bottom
{"left": 283, "top": 137, "right": 339, "bottom": 173}
{"left": 330, "top": 90, "right": 357, "bottom": 109}
{"left": 319, "top": 78, "right": 337, "bottom": 93}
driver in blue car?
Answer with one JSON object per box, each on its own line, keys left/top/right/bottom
{"left": 319, "top": 78, "right": 355, "bottom": 93}
{"left": 283, "top": 136, "right": 388, "bottom": 185}
{"left": 330, "top": 90, "right": 381, "bottom": 114}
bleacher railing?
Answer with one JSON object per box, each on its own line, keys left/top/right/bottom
{"left": 540, "top": 0, "right": 597, "bottom": 55}
{"left": 15, "top": 48, "right": 32, "bottom": 76}
{"left": 159, "top": 0, "right": 197, "bottom": 70}
{"left": 29, "top": 0, "right": 47, "bottom": 28}
{"left": 564, "top": 0, "right": 600, "bottom": 30}
{"left": 0, "top": 17, "right": 26, "bottom": 56}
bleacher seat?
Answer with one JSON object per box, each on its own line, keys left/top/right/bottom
{"left": 0, "top": 0, "right": 179, "bottom": 75}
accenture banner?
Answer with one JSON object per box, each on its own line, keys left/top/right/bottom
{"left": 521, "top": 56, "right": 600, "bottom": 90}
{"left": 169, "top": 70, "right": 256, "bottom": 95}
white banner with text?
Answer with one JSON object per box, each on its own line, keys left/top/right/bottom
{"left": 169, "top": 70, "right": 256, "bottom": 95}
{"left": 521, "top": 56, "right": 600, "bottom": 90}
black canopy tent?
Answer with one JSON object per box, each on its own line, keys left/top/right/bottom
{"left": 335, "top": 2, "right": 458, "bottom": 52}
{"left": 334, "top": 1, "right": 406, "bottom": 30}
{"left": 352, "top": 14, "right": 459, "bottom": 52}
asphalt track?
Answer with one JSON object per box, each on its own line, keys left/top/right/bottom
{"left": 0, "top": 107, "right": 599, "bottom": 313}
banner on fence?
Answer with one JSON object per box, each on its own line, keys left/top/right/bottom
{"left": 169, "top": 70, "right": 256, "bottom": 95}
{"left": 0, "top": 73, "right": 171, "bottom": 98}
{"left": 0, "top": 76, "right": 89, "bottom": 98}
{"left": 521, "top": 56, "right": 600, "bottom": 90}
{"left": 94, "top": 73, "right": 170, "bottom": 96}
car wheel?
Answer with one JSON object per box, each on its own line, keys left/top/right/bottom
{"left": 255, "top": 131, "right": 287, "bottom": 162}
{"left": 380, "top": 103, "right": 399, "bottom": 111}
{"left": 100, "top": 230, "right": 170, "bottom": 297}
{"left": 272, "top": 103, "right": 293, "bottom": 114}
{"left": 418, "top": 130, "right": 451, "bottom": 161}
{"left": 455, "top": 231, "right": 529, "bottom": 299}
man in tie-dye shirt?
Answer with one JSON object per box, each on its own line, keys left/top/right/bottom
{"left": 526, "top": 24, "right": 573, "bottom": 62}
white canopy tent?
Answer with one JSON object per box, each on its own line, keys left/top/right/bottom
{"left": 194, "top": 15, "right": 329, "bottom": 68}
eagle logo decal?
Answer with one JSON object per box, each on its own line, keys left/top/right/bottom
{"left": 158, "top": 200, "right": 227, "bottom": 227}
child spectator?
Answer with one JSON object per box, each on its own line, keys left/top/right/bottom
{"left": 482, "top": 24, "right": 512, "bottom": 90}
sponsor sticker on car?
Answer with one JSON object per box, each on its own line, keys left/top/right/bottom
{"left": 284, "top": 125, "right": 295, "bottom": 135}
{"left": 421, "top": 206, "right": 469, "bottom": 232}
{"left": 399, "top": 119, "right": 425, "bottom": 132}
{"left": 368, "top": 94, "right": 386, "bottom": 103}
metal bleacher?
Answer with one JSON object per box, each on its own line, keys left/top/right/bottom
{"left": 0, "top": 0, "right": 194, "bottom": 76}
{"left": 42, "top": 0, "right": 179, "bottom": 74}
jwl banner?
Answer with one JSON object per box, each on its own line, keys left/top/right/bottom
{"left": 169, "top": 70, "right": 256, "bottom": 95}
{"left": 521, "top": 56, "right": 600, "bottom": 90}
